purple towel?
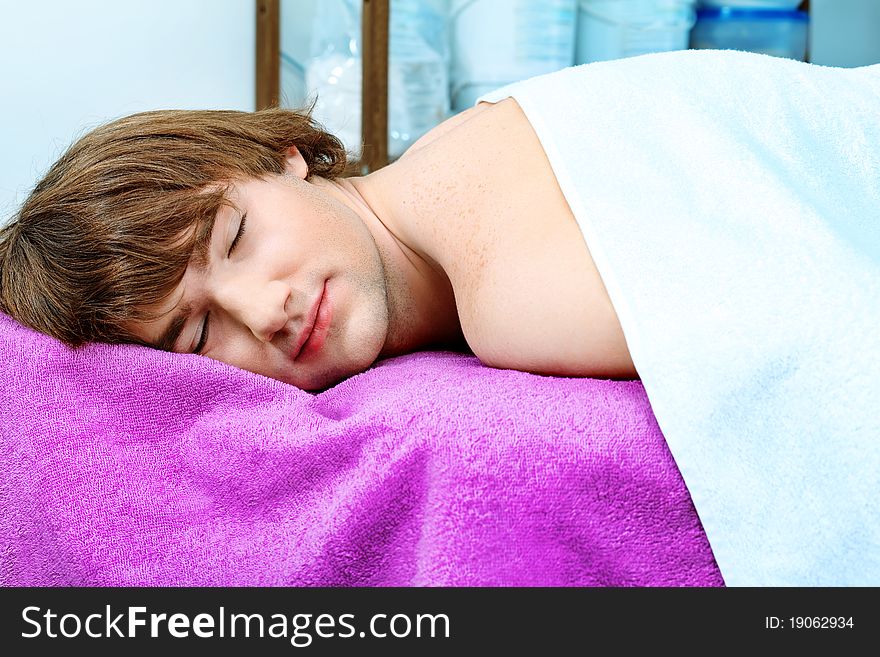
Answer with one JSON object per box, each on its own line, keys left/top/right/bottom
{"left": 0, "top": 313, "right": 722, "bottom": 586}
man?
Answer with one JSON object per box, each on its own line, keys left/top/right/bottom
{"left": 0, "top": 96, "right": 636, "bottom": 392}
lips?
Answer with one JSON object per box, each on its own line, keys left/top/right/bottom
{"left": 298, "top": 280, "right": 333, "bottom": 361}
{"left": 293, "top": 281, "right": 326, "bottom": 360}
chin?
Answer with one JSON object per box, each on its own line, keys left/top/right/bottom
{"left": 295, "top": 311, "right": 388, "bottom": 391}
{"left": 296, "top": 356, "right": 372, "bottom": 392}
{"left": 299, "top": 369, "right": 353, "bottom": 393}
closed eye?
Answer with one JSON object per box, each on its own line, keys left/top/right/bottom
{"left": 192, "top": 312, "right": 210, "bottom": 355}
{"left": 228, "top": 212, "right": 247, "bottom": 255}
{"left": 192, "top": 212, "right": 245, "bottom": 354}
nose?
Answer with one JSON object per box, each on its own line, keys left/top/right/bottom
{"left": 216, "top": 277, "right": 291, "bottom": 343}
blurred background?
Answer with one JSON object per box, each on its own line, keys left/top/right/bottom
{"left": 2, "top": 0, "right": 879, "bottom": 224}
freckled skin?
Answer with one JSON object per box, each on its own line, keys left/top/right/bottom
{"left": 362, "top": 99, "right": 637, "bottom": 379}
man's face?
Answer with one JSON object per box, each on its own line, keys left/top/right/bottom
{"left": 132, "top": 151, "right": 391, "bottom": 391}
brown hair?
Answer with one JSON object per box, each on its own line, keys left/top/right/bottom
{"left": 0, "top": 104, "right": 351, "bottom": 347}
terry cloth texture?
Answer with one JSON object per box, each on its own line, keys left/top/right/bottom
{"left": 0, "top": 312, "right": 721, "bottom": 586}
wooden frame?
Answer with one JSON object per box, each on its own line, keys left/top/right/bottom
{"left": 255, "top": 0, "right": 280, "bottom": 110}
{"left": 255, "top": 0, "right": 390, "bottom": 173}
{"left": 360, "top": 0, "right": 389, "bottom": 174}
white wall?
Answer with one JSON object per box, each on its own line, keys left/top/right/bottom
{"left": 0, "top": 0, "right": 254, "bottom": 226}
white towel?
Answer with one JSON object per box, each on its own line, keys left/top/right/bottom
{"left": 479, "top": 49, "right": 880, "bottom": 586}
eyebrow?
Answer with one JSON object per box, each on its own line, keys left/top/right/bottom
{"left": 152, "top": 212, "right": 219, "bottom": 352}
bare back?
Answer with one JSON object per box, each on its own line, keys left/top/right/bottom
{"left": 374, "top": 98, "right": 637, "bottom": 379}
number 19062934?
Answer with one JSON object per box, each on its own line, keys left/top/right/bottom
{"left": 765, "top": 616, "right": 854, "bottom": 629}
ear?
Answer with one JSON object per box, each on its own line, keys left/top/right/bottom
{"left": 284, "top": 145, "right": 309, "bottom": 180}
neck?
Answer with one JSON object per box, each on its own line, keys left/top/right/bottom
{"left": 313, "top": 174, "right": 468, "bottom": 358}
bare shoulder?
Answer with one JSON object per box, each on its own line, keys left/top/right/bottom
{"left": 379, "top": 98, "right": 638, "bottom": 380}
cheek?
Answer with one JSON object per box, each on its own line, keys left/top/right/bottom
{"left": 313, "top": 209, "right": 376, "bottom": 264}
{"left": 211, "top": 337, "right": 276, "bottom": 375}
